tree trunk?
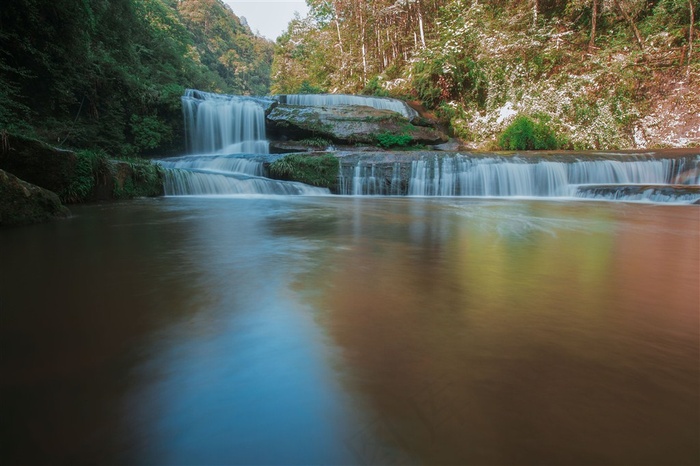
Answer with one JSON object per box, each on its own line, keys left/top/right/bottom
{"left": 589, "top": 0, "right": 598, "bottom": 51}
{"left": 613, "top": 0, "right": 644, "bottom": 50}
{"left": 333, "top": 0, "right": 344, "bottom": 55}
{"left": 689, "top": 0, "right": 695, "bottom": 69}
{"left": 360, "top": 10, "right": 367, "bottom": 83}
{"left": 417, "top": 0, "right": 426, "bottom": 48}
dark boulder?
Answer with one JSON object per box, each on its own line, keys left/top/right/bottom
{"left": 0, "top": 134, "right": 78, "bottom": 195}
{"left": 0, "top": 169, "right": 71, "bottom": 227}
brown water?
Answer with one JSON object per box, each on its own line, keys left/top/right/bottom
{"left": 1, "top": 197, "right": 698, "bottom": 465}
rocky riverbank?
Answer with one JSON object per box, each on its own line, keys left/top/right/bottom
{"left": 0, "top": 134, "right": 164, "bottom": 227}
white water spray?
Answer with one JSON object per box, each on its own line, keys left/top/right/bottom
{"left": 157, "top": 154, "right": 328, "bottom": 196}
{"left": 340, "top": 155, "right": 700, "bottom": 203}
{"left": 159, "top": 90, "right": 329, "bottom": 196}
{"left": 182, "top": 89, "right": 271, "bottom": 155}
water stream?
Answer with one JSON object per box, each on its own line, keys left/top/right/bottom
{"left": 1, "top": 197, "right": 698, "bottom": 465}
{"left": 164, "top": 90, "right": 700, "bottom": 203}
{"left": 2, "top": 90, "right": 698, "bottom": 464}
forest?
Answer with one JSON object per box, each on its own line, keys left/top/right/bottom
{"left": 1, "top": 0, "right": 698, "bottom": 154}
{"left": 273, "top": 0, "right": 698, "bottom": 149}
{"left": 0, "top": 0, "right": 274, "bottom": 156}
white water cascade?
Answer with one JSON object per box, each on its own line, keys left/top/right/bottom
{"left": 158, "top": 155, "right": 328, "bottom": 196}
{"left": 274, "top": 94, "right": 418, "bottom": 120}
{"left": 182, "top": 89, "right": 270, "bottom": 155}
{"left": 157, "top": 89, "right": 329, "bottom": 196}
{"left": 341, "top": 155, "right": 700, "bottom": 203}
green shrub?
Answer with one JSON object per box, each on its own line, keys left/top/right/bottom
{"left": 497, "top": 114, "right": 565, "bottom": 150}
{"left": 362, "top": 76, "right": 390, "bottom": 97}
{"left": 268, "top": 153, "right": 339, "bottom": 188}
{"left": 299, "top": 137, "right": 333, "bottom": 148}
{"left": 375, "top": 132, "right": 413, "bottom": 148}
{"left": 113, "top": 157, "right": 164, "bottom": 199}
{"left": 130, "top": 114, "right": 171, "bottom": 152}
{"left": 61, "top": 149, "right": 110, "bottom": 203}
{"left": 297, "top": 81, "right": 325, "bottom": 94}
{"left": 412, "top": 50, "right": 487, "bottom": 109}
{"left": 412, "top": 58, "right": 445, "bottom": 108}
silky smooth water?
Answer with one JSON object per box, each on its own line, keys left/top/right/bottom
{"left": 1, "top": 197, "right": 698, "bottom": 465}
{"left": 275, "top": 94, "right": 418, "bottom": 119}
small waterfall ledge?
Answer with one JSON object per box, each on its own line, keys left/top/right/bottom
{"left": 273, "top": 94, "right": 418, "bottom": 120}
{"left": 157, "top": 154, "right": 329, "bottom": 196}
{"left": 336, "top": 151, "right": 700, "bottom": 203}
{"left": 162, "top": 90, "right": 330, "bottom": 196}
{"left": 160, "top": 90, "right": 699, "bottom": 202}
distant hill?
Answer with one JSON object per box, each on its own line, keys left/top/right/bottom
{"left": 0, "top": 0, "right": 274, "bottom": 156}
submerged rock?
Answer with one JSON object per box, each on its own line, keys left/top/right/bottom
{"left": 266, "top": 104, "right": 448, "bottom": 146}
{"left": 0, "top": 169, "right": 71, "bottom": 227}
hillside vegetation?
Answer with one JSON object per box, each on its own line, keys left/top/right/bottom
{"left": 0, "top": 0, "right": 273, "bottom": 156}
{"left": 272, "top": 0, "right": 699, "bottom": 149}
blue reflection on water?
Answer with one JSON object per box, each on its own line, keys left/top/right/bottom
{"left": 121, "top": 198, "right": 358, "bottom": 465}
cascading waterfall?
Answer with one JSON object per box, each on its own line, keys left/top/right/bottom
{"left": 339, "top": 155, "right": 700, "bottom": 203}
{"left": 159, "top": 154, "right": 266, "bottom": 176}
{"left": 274, "top": 94, "right": 418, "bottom": 120}
{"left": 159, "top": 89, "right": 697, "bottom": 202}
{"left": 157, "top": 89, "right": 329, "bottom": 196}
{"left": 181, "top": 89, "right": 271, "bottom": 155}
{"left": 157, "top": 154, "right": 328, "bottom": 196}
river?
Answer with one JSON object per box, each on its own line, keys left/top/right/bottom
{"left": 1, "top": 195, "right": 698, "bottom": 465}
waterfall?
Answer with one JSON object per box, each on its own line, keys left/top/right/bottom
{"left": 182, "top": 89, "right": 271, "bottom": 155}
{"left": 274, "top": 94, "right": 418, "bottom": 120}
{"left": 157, "top": 154, "right": 329, "bottom": 196}
{"left": 339, "top": 155, "right": 700, "bottom": 203}
{"left": 157, "top": 89, "right": 329, "bottom": 196}
{"left": 352, "top": 164, "right": 387, "bottom": 195}
{"left": 575, "top": 185, "right": 700, "bottom": 203}
{"left": 406, "top": 156, "right": 698, "bottom": 197}
{"left": 159, "top": 154, "right": 265, "bottom": 176}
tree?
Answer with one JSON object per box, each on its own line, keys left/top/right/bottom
{"left": 612, "top": 0, "right": 644, "bottom": 50}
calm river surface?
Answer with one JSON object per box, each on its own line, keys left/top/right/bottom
{"left": 1, "top": 197, "right": 698, "bottom": 465}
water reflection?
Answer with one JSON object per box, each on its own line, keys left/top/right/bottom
{"left": 282, "top": 199, "right": 699, "bottom": 465}
{"left": 1, "top": 198, "right": 697, "bottom": 465}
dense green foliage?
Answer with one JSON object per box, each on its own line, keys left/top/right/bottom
{"left": 112, "top": 158, "right": 164, "bottom": 199}
{"left": 272, "top": 0, "right": 699, "bottom": 148}
{"left": 61, "top": 150, "right": 110, "bottom": 203}
{"left": 268, "top": 153, "right": 339, "bottom": 188}
{"left": 376, "top": 132, "right": 414, "bottom": 148}
{"left": 497, "top": 115, "right": 566, "bottom": 150}
{"left": 0, "top": 0, "right": 273, "bottom": 156}
{"left": 51, "top": 149, "right": 163, "bottom": 202}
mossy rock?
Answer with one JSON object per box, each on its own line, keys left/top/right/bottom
{"left": 0, "top": 133, "right": 163, "bottom": 203}
{"left": 0, "top": 169, "right": 71, "bottom": 227}
{"left": 267, "top": 104, "right": 447, "bottom": 147}
{"left": 0, "top": 134, "right": 79, "bottom": 195}
{"left": 267, "top": 153, "right": 339, "bottom": 190}
{"left": 111, "top": 160, "right": 164, "bottom": 199}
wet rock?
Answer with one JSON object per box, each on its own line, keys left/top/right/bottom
{"left": 575, "top": 184, "right": 700, "bottom": 203}
{"left": 0, "top": 134, "right": 78, "bottom": 195}
{"left": 266, "top": 104, "right": 448, "bottom": 146}
{"left": 1, "top": 134, "right": 164, "bottom": 203}
{"left": 0, "top": 169, "right": 71, "bottom": 227}
{"left": 434, "top": 139, "right": 468, "bottom": 151}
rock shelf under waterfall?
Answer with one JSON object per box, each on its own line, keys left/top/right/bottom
{"left": 159, "top": 90, "right": 700, "bottom": 203}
